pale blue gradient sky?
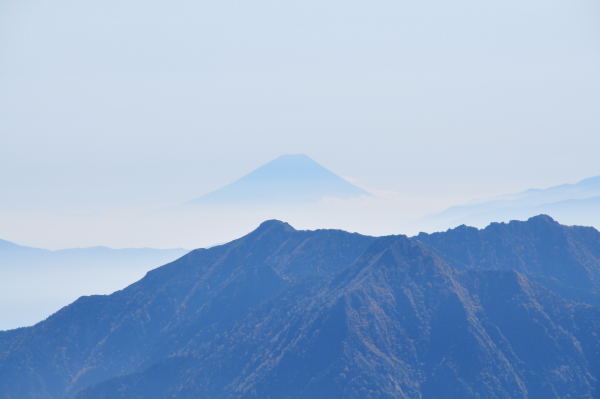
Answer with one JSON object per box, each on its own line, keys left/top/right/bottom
{"left": 1, "top": 0, "right": 600, "bottom": 247}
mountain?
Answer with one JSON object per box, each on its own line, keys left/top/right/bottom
{"left": 424, "top": 175, "right": 600, "bottom": 230}
{"left": 189, "top": 154, "right": 371, "bottom": 205}
{"left": 0, "top": 240, "right": 187, "bottom": 330}
{"left": 0, "top": 216, "right": 599, "bottom": 398}
{"left": 0, "top": 239, "right": 187, "bottom": 269}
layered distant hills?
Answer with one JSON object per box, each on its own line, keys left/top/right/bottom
{"left": 0, "top": 239, "right": 187, "bottom": 330}
{"left": 426, "top": 175, "right": 600, "bottom": 229}
{"left": 1, "top": 216, "right": 599, "bottom": 398}
{"left": 0, "top": 239, "right": 187, "bottom": 270}
{"left": 189, "top": 154, "right": 371, "bottom": 205}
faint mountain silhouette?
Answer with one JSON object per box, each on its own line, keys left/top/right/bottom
{"left": 0, "top": 239, "right": 187, "bottom": 330}
{"left": 189, "top": 154, "right": 371, "bottom": 205}
{"left": 424, "top": 175, "right": 600, "bottom": 229}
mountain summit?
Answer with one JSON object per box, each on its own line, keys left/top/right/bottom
{"left": 1, "top": 216, "right": 599, "bottom": 399}
{"left": 189, "top": 154, "right": 370, "bottom": 205}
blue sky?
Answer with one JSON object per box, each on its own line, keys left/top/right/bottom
{"left": 1, "top": 0, "right": 599, "bottom": 248}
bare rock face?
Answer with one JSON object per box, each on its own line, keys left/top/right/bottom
{"left": 1, "top": 216, "right": 599, "bottom": 399}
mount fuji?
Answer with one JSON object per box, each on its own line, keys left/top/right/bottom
{"left": 189, "top": 154, "right": 371, "bottom": 205}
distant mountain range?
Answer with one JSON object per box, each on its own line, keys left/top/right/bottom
{"left": 1, "top": 216, "right": 599, "bottom": 398}
{"left": 425, "top": 175, "right": 600, "bottom": 229}
{"left": 189, "top": 154, "right": 371, "bottom": 205}
{"left": 0, "top": 239, "right": 187, "bottom": 269}
{"left": 0, "top": 239, "right": 187, "bottom": 330}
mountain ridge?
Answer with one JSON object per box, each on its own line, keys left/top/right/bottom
{"left": 425, "top": 175, "right": 600, "bottom": 230}
{"left": 1, "top": 215, "right": 599, "bottom": 398}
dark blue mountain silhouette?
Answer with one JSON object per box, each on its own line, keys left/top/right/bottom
{"left": 189, "top": 154, "right": 371, "bottom": 204}
{"left": 0, "top": 216, "right": 599, "bottom": 398}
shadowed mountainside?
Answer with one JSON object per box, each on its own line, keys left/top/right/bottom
{"left": 0, "top": 216, "right": 599, "bottom": 398}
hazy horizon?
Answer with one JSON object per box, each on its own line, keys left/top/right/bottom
{"left": 1, "top": 151, "right": 600, "bottom": 250}
{"left": 2, "top": 0, "right": 600, "bottom": 248}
